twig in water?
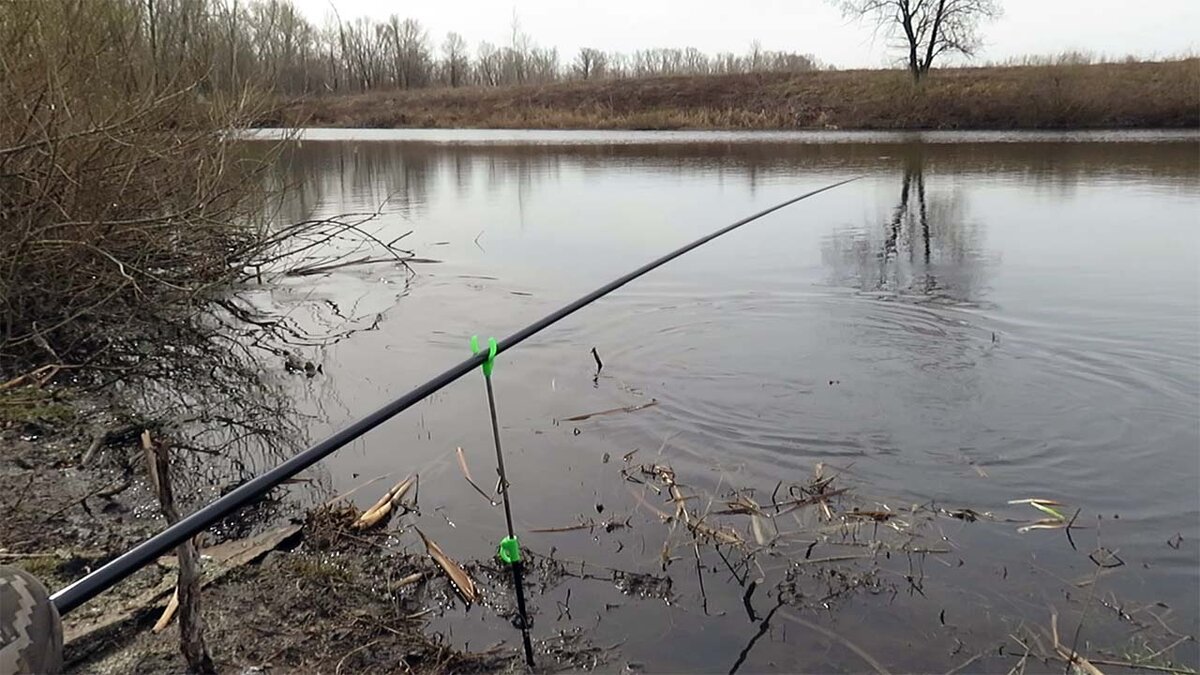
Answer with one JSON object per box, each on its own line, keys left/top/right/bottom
{"left": 324, "top": 472, "right": 395, "bottom": 507}
{"left": 530, "top": 519, "right": 596, "bottom": 533}
{"left": 728, "top": 597, "right": 785, "bottom": 674}
{"left": 944, "top": 650, "right": 989, "bottom": 675}
{"left": 557, "top": 588, "right": 573, "bottom": 621}
{"left": 742, "top": 579, "right": 760, "bottom": 622}
{"left": 1065, "top": 508, "right": 1082, "bottom": 551}
{"left": 1052, "top": 609, "right": 1104, "bottom": 675}
{"left": 1078, "top": 658, "right": 1195, "bottom": 674}
{"left": 455, "top": 447, "right": 498, "bottom": 506}
{"left": 793, "top": 554, "right": 871, "bottom": 567}
{"left": 562, "top": 399, "right": 659, "bottom": 422}
{"left": 1006, "top": 635, "right": 1031, "bottom": 675}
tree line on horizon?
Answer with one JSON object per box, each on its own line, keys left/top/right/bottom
{"left": 100, "top": 0, "right": 823, "bottom": 97}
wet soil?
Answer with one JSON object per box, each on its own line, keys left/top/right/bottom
{"left": 0, "top": 394, "right": 543, "bottom": 674}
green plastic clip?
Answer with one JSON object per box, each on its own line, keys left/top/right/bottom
{"left": 470, "top": 335, "right": 498, "bottom": 378}
{"left": 498, "top": 536, "right": 521, "bottom": 564}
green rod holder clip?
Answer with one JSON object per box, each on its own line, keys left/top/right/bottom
{"left": 470, "top": 335, "right": 498, "bottom": 378}
{"left": 498, "top": 536, "right": 521, "bottom": 564}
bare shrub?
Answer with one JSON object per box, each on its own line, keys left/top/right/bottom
{"left": 0, "top": 0, "right": 405, "bottom": 481}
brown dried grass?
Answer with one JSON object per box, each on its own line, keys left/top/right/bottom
{"left": 280, "top": 59, "right": 1199, "bottom": 131}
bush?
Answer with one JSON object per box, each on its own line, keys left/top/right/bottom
{"left": 0, "top": 0, "right": 274, "bottom": 375}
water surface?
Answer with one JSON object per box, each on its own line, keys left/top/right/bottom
{"left": 258, "top": 130, "right": 1199, "bottom": 672}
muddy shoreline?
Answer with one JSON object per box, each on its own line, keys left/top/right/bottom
{"left": 0, "top": 392, "right": 534, "bottom": 673}
{"left": 5, "top": 390, "right": 1195, "bottom": 673}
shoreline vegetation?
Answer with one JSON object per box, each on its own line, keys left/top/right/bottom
{"left": 276, "top": 59, "right": 1200, "bottom": 131}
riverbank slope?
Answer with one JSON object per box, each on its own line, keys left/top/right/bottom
{"left": 279, "top": 59, "right": 1198, "bottom": 131}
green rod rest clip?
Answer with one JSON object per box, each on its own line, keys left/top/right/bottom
{"left": 498, "top": 536, "right": 521, "bottom": 564}
{"left": 470, "top": 335, "right": 498, "bottom": 378}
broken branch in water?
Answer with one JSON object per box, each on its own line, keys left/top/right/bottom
{"left": 283, "top": 255, "right": 438, "bottom": 277}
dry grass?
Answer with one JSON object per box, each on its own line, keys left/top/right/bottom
{"left": 279, "top": 59, "right": 1199, "bottom": 130}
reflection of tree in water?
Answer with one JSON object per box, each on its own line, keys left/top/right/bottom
{"left": 265, "top": 142, "right": 437, "bottom": 226}
{"left": 824, "top": 151, "right": 986, "bottom": 305}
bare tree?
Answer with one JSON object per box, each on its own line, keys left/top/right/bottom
{"left": 748, "top": 40, "right": 764, "bottom": 72}
{"left": 527, "top": 46, "right": 559, "bottom": 82}
{"left": 14, "top": 0, "right": 825, "bottom": 98}
{"left": 836, "top": 0, "right": 1001, "bottom": 81}
{"left": 384, "top": 16, "right": 430, "bottom": 89}
{"left": 574, "top": 47, "right": 606, "bottom": 79}
{"left": 441, "top": 32, "right": 468, "bottom": 86}
{"left": 476, "top": 41, "right": 501, "bottom": 85}
{"left": 502, "top": 11, "right": 531, "bottom": 84}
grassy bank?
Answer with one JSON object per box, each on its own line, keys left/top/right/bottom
{"left": 280, "top": 59, "right": 1199, "bottom": 131}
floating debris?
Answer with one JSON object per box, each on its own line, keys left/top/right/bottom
{"left": 1008, "top": 498, "right": 1067, "bottom": 520}
{"left": 352, "top": 474, "right": 416, "bottom": 530}
{"left": 1009, "top": 498, "right": 1075, "bottom": 534}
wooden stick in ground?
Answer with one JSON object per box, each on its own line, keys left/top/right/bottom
{"left": 144, "top": 431, "right": 215, "bottom": 675}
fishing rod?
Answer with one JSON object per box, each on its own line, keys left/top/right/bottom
{"left": 49, "top": 175, "right": 860, "bottom": 615}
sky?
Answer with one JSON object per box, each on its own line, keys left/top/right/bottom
{"left": 291, "top": 0, "right": 1198, "bottom": 68}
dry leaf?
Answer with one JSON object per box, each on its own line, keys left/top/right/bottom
{"left": 416, "top": 528, "right": 477, "bottom": 605}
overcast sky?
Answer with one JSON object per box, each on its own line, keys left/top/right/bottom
{"left": 291, "top": 0, "right": 1197, "bottom": 68}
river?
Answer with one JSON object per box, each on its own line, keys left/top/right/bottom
{"left": 252, "top": 129, "right": 1199, "bottom": 672}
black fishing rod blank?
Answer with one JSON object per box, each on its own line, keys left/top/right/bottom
{"left": 49, "top": 176, "right": 860, "bottom": 615}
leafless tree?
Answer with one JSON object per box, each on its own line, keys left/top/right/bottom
{"left": 574, "top": 48, "right": 606, "bottom": 79}
{"left": 12, "top": 0, "right": 822, "bottom": 98}
{"left": 384, "top": 16, "right": 430, "bottom": 89}
{"left": 441, "top": 32, "right": 469, "bottom": 86}
{"left": 527, "top": 46, "right": 560, "bottom": 82}
{"left": 836, "top": 0, "right": 1001, "bottom": 81}
{"left": 502, "top": 11, "right": 531, "bottom": 84}
{"left": 476, "top": 41, "right": 501, "bottom": 85}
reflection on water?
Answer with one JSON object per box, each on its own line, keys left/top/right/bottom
{"left": 273, "top": 133, "right": 1200, "bottom": 214}
{"left": 824, "top": 150, "right": 986, "bottom": 304}
{"left": 254, "top": 131, "right": 1200, "bottom": 672}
